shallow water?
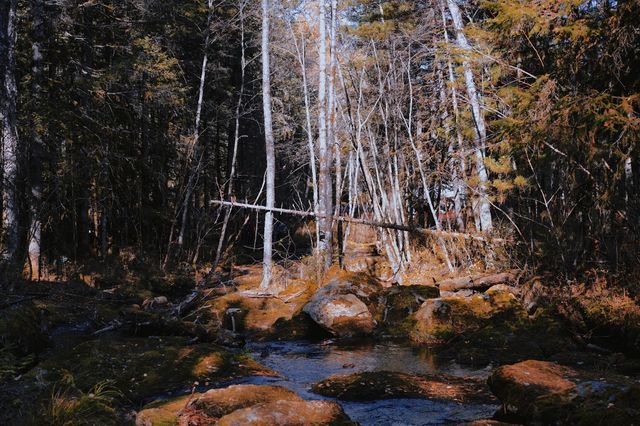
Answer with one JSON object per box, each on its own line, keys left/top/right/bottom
{"left": 235, "top": 339, "right": 499, "bottom": 426}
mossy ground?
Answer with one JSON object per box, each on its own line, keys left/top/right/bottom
{"left": 35, "top": 336, "right": 274, "bottom": 402}
{"left": 0, "top": 278, "right": 277, "bottom": 425}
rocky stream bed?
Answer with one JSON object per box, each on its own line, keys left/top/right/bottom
{"left": 1, "top": 261, "right": 639, "bottom": 425}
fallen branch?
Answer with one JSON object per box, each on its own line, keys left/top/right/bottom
{"left": 92, "top": 320, "right": 123, "bottom": 336}
{"left": 436, "top": 271, "right": 517, "bottom": 292}
{"left": 209, "top": 200, "right": 507, "bottom": 243}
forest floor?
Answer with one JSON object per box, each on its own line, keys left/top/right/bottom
{"left": 1, "top": 243, "right": 640, "bottom": 425}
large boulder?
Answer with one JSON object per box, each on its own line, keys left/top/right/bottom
{"left": 202, "top": 279, "right": 317, "bottom": 339}
{"left": 137, "top": 384, "right": 354, "bottom": 425}
{"left": 488, "top": 360, "right": 640, "bottom": 424}
{"left": 411, "top": 291, "right": 525, "bottom": 344}
{"left": 217, "top": 399, "right": 354, "bottom": 425}
{"left": 137, "top": 384, "right": 302, "bottom": 425}
{"left": 303, "top": 273, "right": 383, "bottom": 337}
{"left": 304, "top": 293, "right": 374, "bottom": 337}
{"left": 312, "top": 370, "right": 495, "bottom": 404}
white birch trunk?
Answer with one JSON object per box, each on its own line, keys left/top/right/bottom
{"left": 260, "top": 0, "right": 276, "bottom": 290}
{"left": 317, "top": 0, "right": 333, "bottom": 269}
{"left": 446, "top": 0, "right": 493, "bottom": 232}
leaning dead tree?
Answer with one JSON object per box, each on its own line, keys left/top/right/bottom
{"left": 209, "top": 200, "right": 506, "bottom": 244}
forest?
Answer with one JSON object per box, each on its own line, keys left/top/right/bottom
{"left": 1, "top": 0, "right": 639, "bottom": 425}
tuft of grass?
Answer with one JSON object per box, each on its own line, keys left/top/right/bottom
{"left": 44, "top": 380, "right": 122, "bottom": 426}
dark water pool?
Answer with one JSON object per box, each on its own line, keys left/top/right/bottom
{"left": 234, "top": 340, "right": 498, "bottom": 426}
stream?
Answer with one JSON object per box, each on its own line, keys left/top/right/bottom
{"left": 231, "top": 339, "right": 499, "bottom": 425}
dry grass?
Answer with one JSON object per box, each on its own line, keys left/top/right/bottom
{"left": 45, "top": 380, "right": 122, "bottom": 426}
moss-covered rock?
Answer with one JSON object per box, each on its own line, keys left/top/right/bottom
{"left": 488, "top": 360, "right": 640, "bottom": 424}
{"left": 135, "top": 394, "right": 191, "bottom": 426}
{"left": 201, "top": 279, "right": 316, "bottom": 339}
{"left": 137, "top": 384, "right": 355, "bottom": 426}
{"left": 189, "top": 384, "right": 301, "bottom": 418}
{"left": 439, "top": 311, "right": 575, "bottom": 367}
{"left": 534, "top": 383, "right": 640, "bottom": 425}
{"left": 379, "top": 285, "right": 440, "bottom": 337}
{"left": 137, "top": 384, "right": 302, "bottom": 425}
{"left": 411, "top": 292, "right": 525, "bottom": 344}
{"left": 384, "top": 285, "right": 439, "bottom": 322}
{"left": 312, "top": 370, "right": 495, "bottom": 404}
{"left": 304, "top": 293, "right": 375, "bottom": 337}
{"left": 410, "top": 290, "right": 579, "bottom": 368}
{"left": 302, "top": 272, "right": 384, "bottom": 338}
{"left": 574, "top": 294, "right": 640, "bottom": 354}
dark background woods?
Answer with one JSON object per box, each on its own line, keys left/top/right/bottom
{"left": 0, "top": 0, "right": 638, "bottom": 285}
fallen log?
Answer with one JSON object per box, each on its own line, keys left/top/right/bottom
{"left": 209, "top": 199, "right": 508, "bottom": 243}
{"left": 436, "top": 271, "right": 517, "bottom": 292}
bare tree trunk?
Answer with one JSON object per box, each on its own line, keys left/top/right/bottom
{"left": 27, "top": 0, "right": 45, "bottom": 280}
{"left": 445, "top": 0, "right": 492, "bottom": 232}
{"left": 260, "top": 0, "right": 276, "bottom": 291}
{"left": 439, "top": 9, "right": 468, "bottom": 232}
{"left": 289, "top": 20, "right": 319, "bottom": 248}
{"left": 329, "top": 0, "right": 342, "bottom": 266}
{"left": 0, "top": 0, "right": 20, "bottom": 278}
{"left": 317, "top": 0, "right": 333, "bottom": 269}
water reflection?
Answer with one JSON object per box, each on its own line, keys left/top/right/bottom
{"left": 241, "top": 339, "right": 497, "bottom": 425}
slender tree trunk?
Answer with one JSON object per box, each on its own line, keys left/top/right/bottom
{"left": 164, "top": 0, "right": 212, "bottom": 268}
{"left": 317, "top": 0, "right": 333, "bottom": 269}
{"left": 260, "top": 0, "right": 276, "bottom": 291}
{"left": 177, "top": 0, "right": 213, "bottom": 249}
{"left": 329, "top": 0, "right": 344, "bottom": 267}
{"left": 625, "top": 157, "right": 633, "bottom": 204}
{"left": 439, "top": 9, "right": 468, "bottom": 232}
{"left": 0, "top": 0, "right": 20, "bottom": 279}
{"left": 290, "top": 22, "right": 319, "bottom": 248}
{"left": 27, "top": 0, "right": 45, "bottom": 280}
{"left": 445, "top": 0, "right": 492, "bottom": 232}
